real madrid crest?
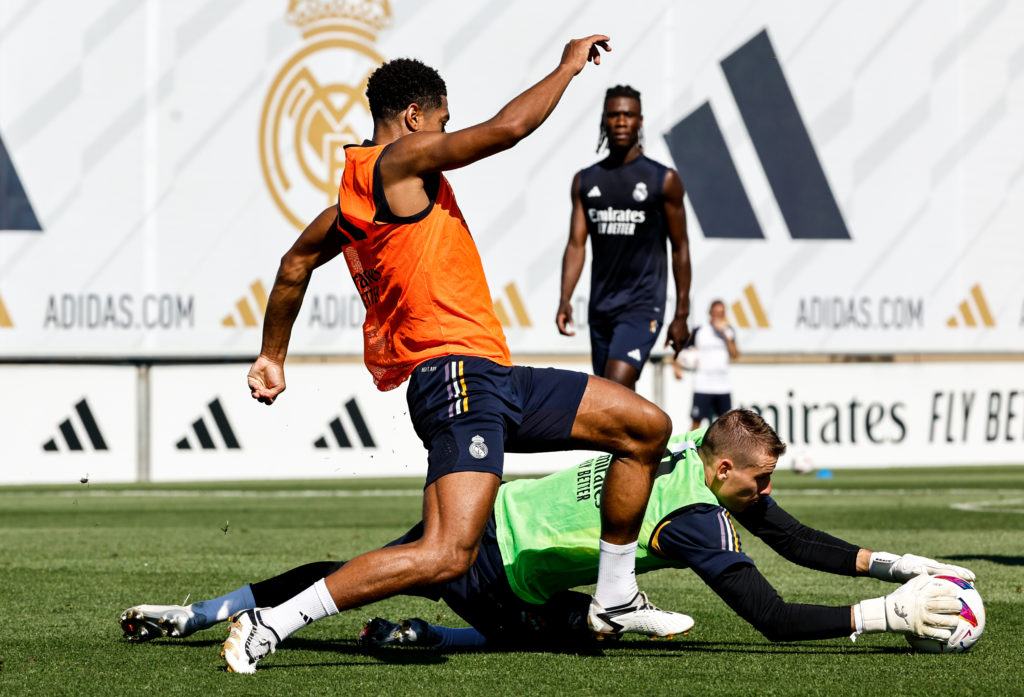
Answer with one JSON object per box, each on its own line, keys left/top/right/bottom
{"left": 260, "top": 0, "right": 391, "bottom": 230}
{"left": 632, "top": 181, "right": 648, "bottom": 202}
{"left": 469, "top": 435, "right": 488, "bottom": 460}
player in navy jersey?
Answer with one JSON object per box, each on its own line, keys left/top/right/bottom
{"left": 557, "top": 85, "right": 691, "bottom": 390}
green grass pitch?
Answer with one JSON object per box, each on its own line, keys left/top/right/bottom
{"left": 1, "top": 466, "right": 1022, "bottom": 697}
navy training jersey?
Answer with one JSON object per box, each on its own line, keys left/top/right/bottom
{"left": 649, "top": 503, "right": 756, "bottom": 582}
{"left": 579, "top": 154, "right": 670, "bottom": 319}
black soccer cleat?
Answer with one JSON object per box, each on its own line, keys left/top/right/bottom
{"left": 358, "top": 617, "right": 439, "bottom": 647}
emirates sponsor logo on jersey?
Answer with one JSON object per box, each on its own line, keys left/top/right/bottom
{"left": 588, "top": 207, "right": 647, "bottom": 236}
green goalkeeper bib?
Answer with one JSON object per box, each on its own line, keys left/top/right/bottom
{"left": 494, "top": 430, "right": 716, "bottom": 604}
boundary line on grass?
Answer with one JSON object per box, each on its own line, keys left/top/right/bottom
{"left": 950, "top": 499, "right": 1024, "bottom": 514}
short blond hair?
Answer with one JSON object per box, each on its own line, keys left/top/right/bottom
{"left": 701, "top": 409, "right": 786, "bottom": 464}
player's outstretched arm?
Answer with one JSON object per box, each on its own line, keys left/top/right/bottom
{"left": 248, "top": 206, "right": 344, "bottom": 405}
{"left": 733, "top": 498, "right": 863, "bottom": 575}
{"left": 708, "top": 561, "right": 958, "bottom": 644}
{"left": 708, "top": 562, "right": 858, "bottom": 642}
{"left": 556, "top": 172, "right": 588, "bottom": 336}
{"left": 663, "top": 169, "right": 691, "bottom": 356}
{"left": 864, "top": 551, "right": 976, "bottom": 583}
{"left": 385, "top": 35, "right": 610, "bottom": 177}
{"left": 854, "top": 574, "right": 961, "bottom": 641}
{"left": 735, "top": 501, "right": 977, "bottom": 584}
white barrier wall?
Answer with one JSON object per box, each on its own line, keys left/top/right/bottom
{"left": 2, "top": 360, "right": 1021, "bottom": 485}
{"left": 147, "top": 362, "right": 603, "bottom": 482}
{"left": 0, "top": 365, "right": 138, "bottom": 484}
{"left": 1, "top": 0, "right": 1023, "bottom": 358}
{"left": 666, "top": 360, "right": 1024, "bottom": 469}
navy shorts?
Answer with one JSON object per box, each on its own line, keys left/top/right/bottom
{"left": 692, "top": 392, "right": 732, "bottom": 422}
{"left": 405, "top": 355, "right": 589, "bottom": 487}
{"left": 387, "top": 516, "right": 594, "bottom": 649}
{"left": 588, "top": 314, "right": 662, "bottom": 377}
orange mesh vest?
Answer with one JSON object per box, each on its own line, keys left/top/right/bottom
{"left": 337, "top": 141, "right": 511, "bottom": 391}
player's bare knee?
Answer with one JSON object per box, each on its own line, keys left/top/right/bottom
{"left": 624, "top": 400, "right": 671, "bottom": 462}
{"left": 433, "top": 548, "right": 477, "bottom": 584}
{"left": 415, "top": 544, "right": 478, "bottom": 584}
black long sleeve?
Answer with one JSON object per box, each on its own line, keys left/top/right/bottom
{"left": 733, "top": 497, "right": 860, "bottom": 575}
{"left": 651, "top": 499, "right": 862, "bottom": 642}
{"left": 706, "top": 562, "right": 853, "bottom": 641}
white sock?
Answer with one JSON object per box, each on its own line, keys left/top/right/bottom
{"left": 190, "top": 585, "right": 256, "bottom": 628}
{"left": 257, "top": 579, "right": 339, "bottom": 640}
{"left": 594, "top": 539, "right": 639, "bottom": 608}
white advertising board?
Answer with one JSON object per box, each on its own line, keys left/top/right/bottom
{"left": 146, "top": 360, "right": 605, "bottom": 482}
{"left": 665, "top": 360, "right": 1024, "bottom": 469}
{"left": 1, "top": 0, "right": 1022, "bottom": 358}
{"left": 2, "top": 359, "right": 1021, "bottom": 485}
{"left": 0, "top": 365, "right": 137, "bottom": 484}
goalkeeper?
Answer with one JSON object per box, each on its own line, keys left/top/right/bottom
{"left": 121, "top": 409, "right": 972, "bottom": 650}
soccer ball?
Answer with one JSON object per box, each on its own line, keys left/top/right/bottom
{"left": 790, "top": 450, "right": 815, "bottom": 475}
{"left": 677, "top": 347, "right": 698, "bottom": 372}
{"left": 905, "top": 575, "right": 985, "bottom": 653}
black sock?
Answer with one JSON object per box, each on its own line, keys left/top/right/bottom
{"left": 250, "top": 561, "right": 346, "bottom": 606}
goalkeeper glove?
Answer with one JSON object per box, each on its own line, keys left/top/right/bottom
{"left": 868, "top": 552, "right": 976, "bottom": 584}
{"left": 853, "top": 574, "right": 962, "bottom": 641}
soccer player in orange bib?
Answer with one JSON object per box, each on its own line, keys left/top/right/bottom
{"left": 230, "top": 35, "right": 692, "bottom": 673}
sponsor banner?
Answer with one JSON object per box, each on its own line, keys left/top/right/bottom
{"left": 2, "top": 359, "right": 1021, "bottom": 484}
{"left": 1, "top": 0, "right": 1022, "bottom": 359}
{"left": 0, "top": 366, "right": 137, "bottom": 484}
{"left": 665, "top": 360, "right": 1024, "bottom": 468}
{"left": 148, "top": 359, "right": 620, "bottom": 481}
{"left": 148, "top": 362, "right": 419, "bottom": 482}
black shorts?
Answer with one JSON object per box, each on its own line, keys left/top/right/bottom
{"left": 406, "top": 355, "right": 589, "bottom": 487}
{"left": 588, "top": 314, "right": 662, "bottom": 376}
{"left": 388, "top": 517, "right": 594, "bottom": 650}
{"left": 691, "top": 392, "right": 732, "bottom": 422}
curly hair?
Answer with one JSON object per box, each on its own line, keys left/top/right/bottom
{"left": 701, "top": 409, "right": 787, "bottom": 463}
{"left": 596, "top": 84, "right": 643, "bottom": 153}
{"left": 365, "top": 58, "right": 447, "bottom": 122}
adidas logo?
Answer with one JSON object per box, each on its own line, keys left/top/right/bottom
{"left": 586, "top": 185, "right": 601, "bottom": 198}
{"left": 175, "top": 398, "right": 240, "bottom": 450}
{"left": 627, "top": 348, "right": 642, "bottom": 362}
{"left": 729, "top": 284, "right": 770, "bottom": 328}
{"left": 664, "top": 29, "right": 849, "bottom": 241}
{"left": 0, "top": 292, "right": 12, "bottom": 328}
{"left": 493, "top": 282, "right": 532, "bottom": 328}
{"left": 947, "top": 284, "right": 995, "bottom": 328}
{"left": 42, "top": 399, "right": 108, "bottom": 452}
{"left": 222, "top": 280, "right": 268, "bottom": 328}
{"left": 313, "top": 398, "right": 376, "bottom": 449}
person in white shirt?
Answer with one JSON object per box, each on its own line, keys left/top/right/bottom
{"left": 675, "top": 299, "right": 739, "bottom": 429}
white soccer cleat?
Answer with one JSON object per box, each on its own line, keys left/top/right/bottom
{"left": 120, "top": 604, "right": 198, "bottom": 642}
{"left": 587, "top": 591, "right": 695, "bottom": 639}
{"left": 221, "top": 609, "right": 279, "bottom": 674}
